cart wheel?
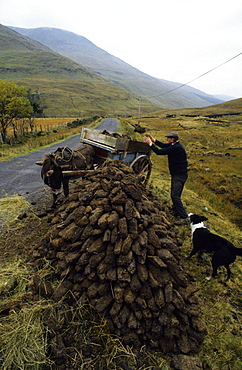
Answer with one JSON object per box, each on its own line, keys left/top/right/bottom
{"left": 130, "top": 155, "right": 152, "bottom": 185}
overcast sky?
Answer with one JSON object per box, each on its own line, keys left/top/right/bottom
{"left": 1, "top": 0, "right": 242, "bottom": 98}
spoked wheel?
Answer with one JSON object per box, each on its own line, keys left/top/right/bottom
{"left": 130, "top": 155, "right": 152, "bottom": 185}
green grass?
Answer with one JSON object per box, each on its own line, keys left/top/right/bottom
{"left": 0, "top": 76, "right": 143, "bottom": 117}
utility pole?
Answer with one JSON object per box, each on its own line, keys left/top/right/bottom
{"left": 138, "top": 98, "right": 141, "bottom": 124}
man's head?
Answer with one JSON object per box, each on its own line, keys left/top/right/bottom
{"left": 165, "top": 132, "right": 179, "bottom": 143}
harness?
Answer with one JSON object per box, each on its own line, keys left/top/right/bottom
{"left": 54, "top": 146, "right": 90, "bottom": 170}
{"left": 55, "top": 147, "right": 74, "bottom": 162}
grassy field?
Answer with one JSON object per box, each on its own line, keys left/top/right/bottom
{"left": 0, "top": 116, "right": 102, "bottom": 159}
{"left": 0, "top": 106, "right": 242, "bottom": 369}
{"left": 124, "top": 100, "right": 242, "bottom": 229}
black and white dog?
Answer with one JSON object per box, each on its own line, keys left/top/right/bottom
{"left": 188, "top": 213, "right": 242, "bottom": 280}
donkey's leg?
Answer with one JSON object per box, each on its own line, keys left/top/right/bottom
{"left": 63, "top": 178, "right": 69, "bottom": 197}
{"left": 52, "top": 193, "right": 58, "bottom": 208}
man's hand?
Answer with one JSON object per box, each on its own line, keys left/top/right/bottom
{"left": 143, "top": 134, "right": 156, "bottom": 144}
{"left": 143, "top": 135, "right": 152, "bottom": 145}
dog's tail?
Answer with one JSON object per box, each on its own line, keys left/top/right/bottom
{"left": 234, "top": 246, "right": 242, "bottom": 256}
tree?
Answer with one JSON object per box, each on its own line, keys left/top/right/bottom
{"left": 27, "top": 89, "right": 44, "bottom": 133}
{"left": 0, "top": 80, "right": 33, "bottom": 143}
{"left": 27, "top": 89, "right": 44, "bottom": 118}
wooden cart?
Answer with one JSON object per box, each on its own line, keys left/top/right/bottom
{"left": 63, "top": 128, "right": 152, "bottom": 184}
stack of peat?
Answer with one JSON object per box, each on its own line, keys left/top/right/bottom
{"left": 33, "top": 160, "right": 206, "bottom": 354}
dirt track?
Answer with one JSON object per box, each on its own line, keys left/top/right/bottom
{"left": 0, "top": 118, "right": 118, "bottom": 203}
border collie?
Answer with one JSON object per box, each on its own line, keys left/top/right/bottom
{"left": 188, "top": 213, "right": 242, "bottom": 280}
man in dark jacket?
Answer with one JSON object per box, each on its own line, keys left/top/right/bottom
{"left": 143, "top": 132, "right": 189, "bottom": 225}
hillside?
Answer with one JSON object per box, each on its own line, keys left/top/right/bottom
{"left": 161, "top": 96, "right": 242, "bottom": 118}
{"left": 0, "top": 24, "right": 156, "bottom": 117}
{"left": 8, "top": 26, "right": 224, "bottom": 109}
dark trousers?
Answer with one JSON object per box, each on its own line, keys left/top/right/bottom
{"left": 171, "top": 173, "right": 188, "bottom": 219}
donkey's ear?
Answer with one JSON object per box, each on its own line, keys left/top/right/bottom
{"left": 36, "top": 161, "right": 43, "bottom": 166}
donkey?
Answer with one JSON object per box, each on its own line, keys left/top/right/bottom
{"left": 39, "top": 144, "right": 95, "bottom": 207}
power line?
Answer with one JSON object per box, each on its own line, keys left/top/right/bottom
{"left": 150, "top": 52, "right": 242, "bottom": 98}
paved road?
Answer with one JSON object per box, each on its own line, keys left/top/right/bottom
{"left": 0, "top": 118, "right": 118, "bottom": 200}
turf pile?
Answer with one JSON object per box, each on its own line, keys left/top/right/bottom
{"left": 33, "top": 160, "right": 206, "bottom": 355}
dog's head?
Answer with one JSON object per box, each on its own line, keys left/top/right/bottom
{"left": 188, "top": 213, "right": 208, "bottom": 225}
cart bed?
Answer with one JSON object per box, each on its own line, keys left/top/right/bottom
{"left": 80, "top": 127, "right": 151, "bottom": 164}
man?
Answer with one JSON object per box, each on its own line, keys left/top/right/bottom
{"left": 143, "top": 132, "right": 189, "bottom": 225}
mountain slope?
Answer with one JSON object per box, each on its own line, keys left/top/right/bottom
{"left": 9, "top": 26, "right": 224, "bottom": 109}
{"left": 0, "top": 24, "right": 154, "bottom": 116}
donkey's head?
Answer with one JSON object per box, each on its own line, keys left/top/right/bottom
{"left": 41, "top": 154, "right": 63, "bottom": 193}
